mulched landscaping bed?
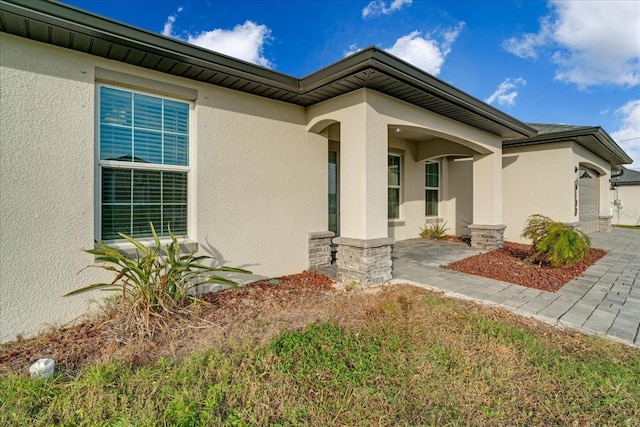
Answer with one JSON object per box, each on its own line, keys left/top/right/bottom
{"left": 441, "top": 242, "right": 607, "bottom": 292}
{"left": 200, "top": 270, "right": 334, "bottom": 313}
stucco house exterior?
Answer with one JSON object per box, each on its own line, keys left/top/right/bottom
{"left": 502, "top": 124, "right": 632, "bottom": 238}
{"left": 611, "top": 167, "right": 640, "bottom": 226}
{"left": 0, "top": 0, "right": 633, "bottom": 342}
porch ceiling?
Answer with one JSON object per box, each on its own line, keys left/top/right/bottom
{"left": 1, "top": 0, "right": 536, "bottom": 140}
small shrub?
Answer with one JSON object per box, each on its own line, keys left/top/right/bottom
{"left": 420, "top": 221, "right": 449, "bottom": 240}
{"left": 521, "top": 214, "right": 591, "bottom": 267}
{"left": 66, "top": 223, "right": 250, "bottom": 334}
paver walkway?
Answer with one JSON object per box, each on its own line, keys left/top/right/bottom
{"left": 390, "top": 228, "right": 640, "bottom": 348}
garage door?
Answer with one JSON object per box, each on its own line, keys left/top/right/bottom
{"left": 578, "top": 167, "right": 598, "bottom": 234}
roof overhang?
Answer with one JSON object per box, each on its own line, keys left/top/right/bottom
{"left": 503, "top": 126, "right": 633, "bottom": 165}
{"left": 0, "top": 0, "right": 536, "bottom": 139}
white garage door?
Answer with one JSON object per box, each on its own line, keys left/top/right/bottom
{"left": 578, "top": 167, "right": 598, "bottom": 234}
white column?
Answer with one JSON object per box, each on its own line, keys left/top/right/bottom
{"left": 338, "top": 105, "right": 388, "bottom": 240}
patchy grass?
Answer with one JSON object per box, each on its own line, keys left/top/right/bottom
{"left": 613, "top": 224, "right": 640, "bottom": 230}
{"left": 2, "top": 285, "right": 639, "bottom": 426}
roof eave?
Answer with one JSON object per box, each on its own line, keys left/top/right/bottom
{"left": 0, "top": 0, "right": 300, "bottom": 91}
{"left": 301, "top": 47, "right": 536, "bottom": 139}
{"left": 504, "top": 126, "right": 633, "bottom": 165}
{"left": 0, "top": 0, "right": 541, "bottom": 140}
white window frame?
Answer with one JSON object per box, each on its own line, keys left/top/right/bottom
{"left": 425, "top": 160, "right": 440, "bottom": 217}
{"left": 95, "top": 83, "right": 195, "bottom": 244}
{"left": 388, "top": 154, "right": 402, "bottom": 220}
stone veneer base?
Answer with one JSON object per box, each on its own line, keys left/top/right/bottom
{"left": 467, "top": 224, "right": 506, "bottom": 250}
{"left": 308, "top": 231, "right": 334, "bottom": 270}
{"left": 333, "top": 237, "right": 394, "bottom": 285}
{"left": 598, "top": 215, "right": 612, "bottom": 233}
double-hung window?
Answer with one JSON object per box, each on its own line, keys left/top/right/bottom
{"left": 425, "top": 161, "right": 439, "bottom": 217}
{"left": 98, "top": 85, "right": 190, "bottom": 241}
{"left": 388, "top": 154, "right": 401, "bottom": 219}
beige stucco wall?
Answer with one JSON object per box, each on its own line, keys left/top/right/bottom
{"left": 611, "top": 185, "right": 640, "bottom": 226}
{"left": 502, "top": 142, "right": 575, "bottom": 243}
{"left": 0, "top": 34, "right": 326, "bottom": 342}
{"left": 446, "top": 158, "right": 474, "bottom": 236}
{"left": 502, "top": 141, "right": 614, "bottom": 242}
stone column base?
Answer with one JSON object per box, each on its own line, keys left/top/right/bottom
{"left": 598, "top": 215, "right": 612, "bottom": 233}
{"left": 333, "top": 237, "right": 394, "bottom": 285}
{"left": 308, "top": 231, "right": 335, "bottom": 269}
{"left": 467, "top": 224, "right": 506, "bottom": 250}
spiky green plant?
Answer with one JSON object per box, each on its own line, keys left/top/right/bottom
{"left": 419, "top": 221, "right": 449, "bottom": 240}
{"left": 66, "top": 223, "right": 250, "bottom": 331}
{"left": 522, "top": 214, "right": 591, "bottom": 267}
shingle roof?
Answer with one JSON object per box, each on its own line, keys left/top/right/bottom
{"left": 612, "top": 167, "right": 640, "bottom": 186}
{"left": 503, "top": 123, "right": 633, "bottom": 166}
{"left": 527, "top": 123, "right": 592, "bottom": 134}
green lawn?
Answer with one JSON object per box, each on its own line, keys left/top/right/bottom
{"left": 613, "top": 224, "right": 640, "bottom": 230}
{"left": 2, "top": 287, "right": 639, "bottom": 426}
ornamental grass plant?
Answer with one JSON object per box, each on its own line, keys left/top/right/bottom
{"left": 65, "top": 223, "right": 250, "bottom": 336}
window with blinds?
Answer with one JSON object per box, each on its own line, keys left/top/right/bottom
{"left": 98, "top": 85, "right": 190, "bottom": 240}
{"left": 388, "top": 154, "right": 401, "bottom": 219}
{"left": 425, "top": 161, "right": 439, "bottom": 217}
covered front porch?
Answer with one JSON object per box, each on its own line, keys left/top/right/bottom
{"left": 306, "top": 89, "right": 510, "bottom": 285}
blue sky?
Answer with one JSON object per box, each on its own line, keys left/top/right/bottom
{"left": 66, "top": 0, "right": 640, "bottom": 168}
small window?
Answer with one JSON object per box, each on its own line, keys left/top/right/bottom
{"left": 425, "top": 161, "right": 439, "bottom": 217}
{"left": 388, "top": 154, "right": 401, "bottom": 219}
{"left": 98, "top": 85, "right": 190, "bottom": 240}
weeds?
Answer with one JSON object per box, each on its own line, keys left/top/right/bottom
{"left": 66, "top": 223, "right": 250, "bottom": 336}
{"left": 2, "top": 287, "right": 639, "bottom": 426}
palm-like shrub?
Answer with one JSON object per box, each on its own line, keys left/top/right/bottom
{"left": 66, "top": 223, "right": 250, "bottom": 334}
{"left": 420, "top": 221, "right": 449, "bottom": 240}
{"left": 521, "top": 214, "right": 591, "bottom": 267}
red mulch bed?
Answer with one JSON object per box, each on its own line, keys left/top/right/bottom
{"left": 442, "top": 242, "right": 606, "bottom": 292}
{"left": 200, "top": 271, "right": 335, "bottom": 312}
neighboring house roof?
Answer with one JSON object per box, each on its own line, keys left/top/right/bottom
{"left": 503, "top": 123, "right": 633, "bottom": 166}
{"left": 611, "top": 167, "right": 640, "bottom": 186}
{"left": 0, "top": 0, "right": 536, "bottom": 139}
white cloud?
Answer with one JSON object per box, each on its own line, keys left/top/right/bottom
{"left": 502, "top": 17, "right": 552, "bottom": 59}
{"left": 362, "top": 0, "right": 412, "bottom": 18}
{"left": 161, "top": 10, "right": 272, "bottom": 68}
{"left": 187, "top": 21, "right": 272, "bottom": 67}
{"left": 611, "top": 99, "right": 640, "bottom": 169}
{"left": 503, "top": 1, "right": 640, "bottom": 88}
{"left": 485, "top": 77, "right": 527, "bottom": 107}
{"left": 344, "top": 44, "right": 361, "bottom": 57}
{"left": 385, "top": 23, "right": 465, "bottom": 75}
{"left": 161, "top": 6, "right": 183, "bottom": 37}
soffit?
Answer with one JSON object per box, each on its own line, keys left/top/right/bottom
{"left": 1, "top": 0, "right": 535, "bottom": 139}
{"left": 503, "top": 125, "right": 633, "bottom": 165}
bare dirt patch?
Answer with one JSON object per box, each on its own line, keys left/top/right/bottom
{"left": 442, "top": 241, "right": 606, "bottom": 291}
